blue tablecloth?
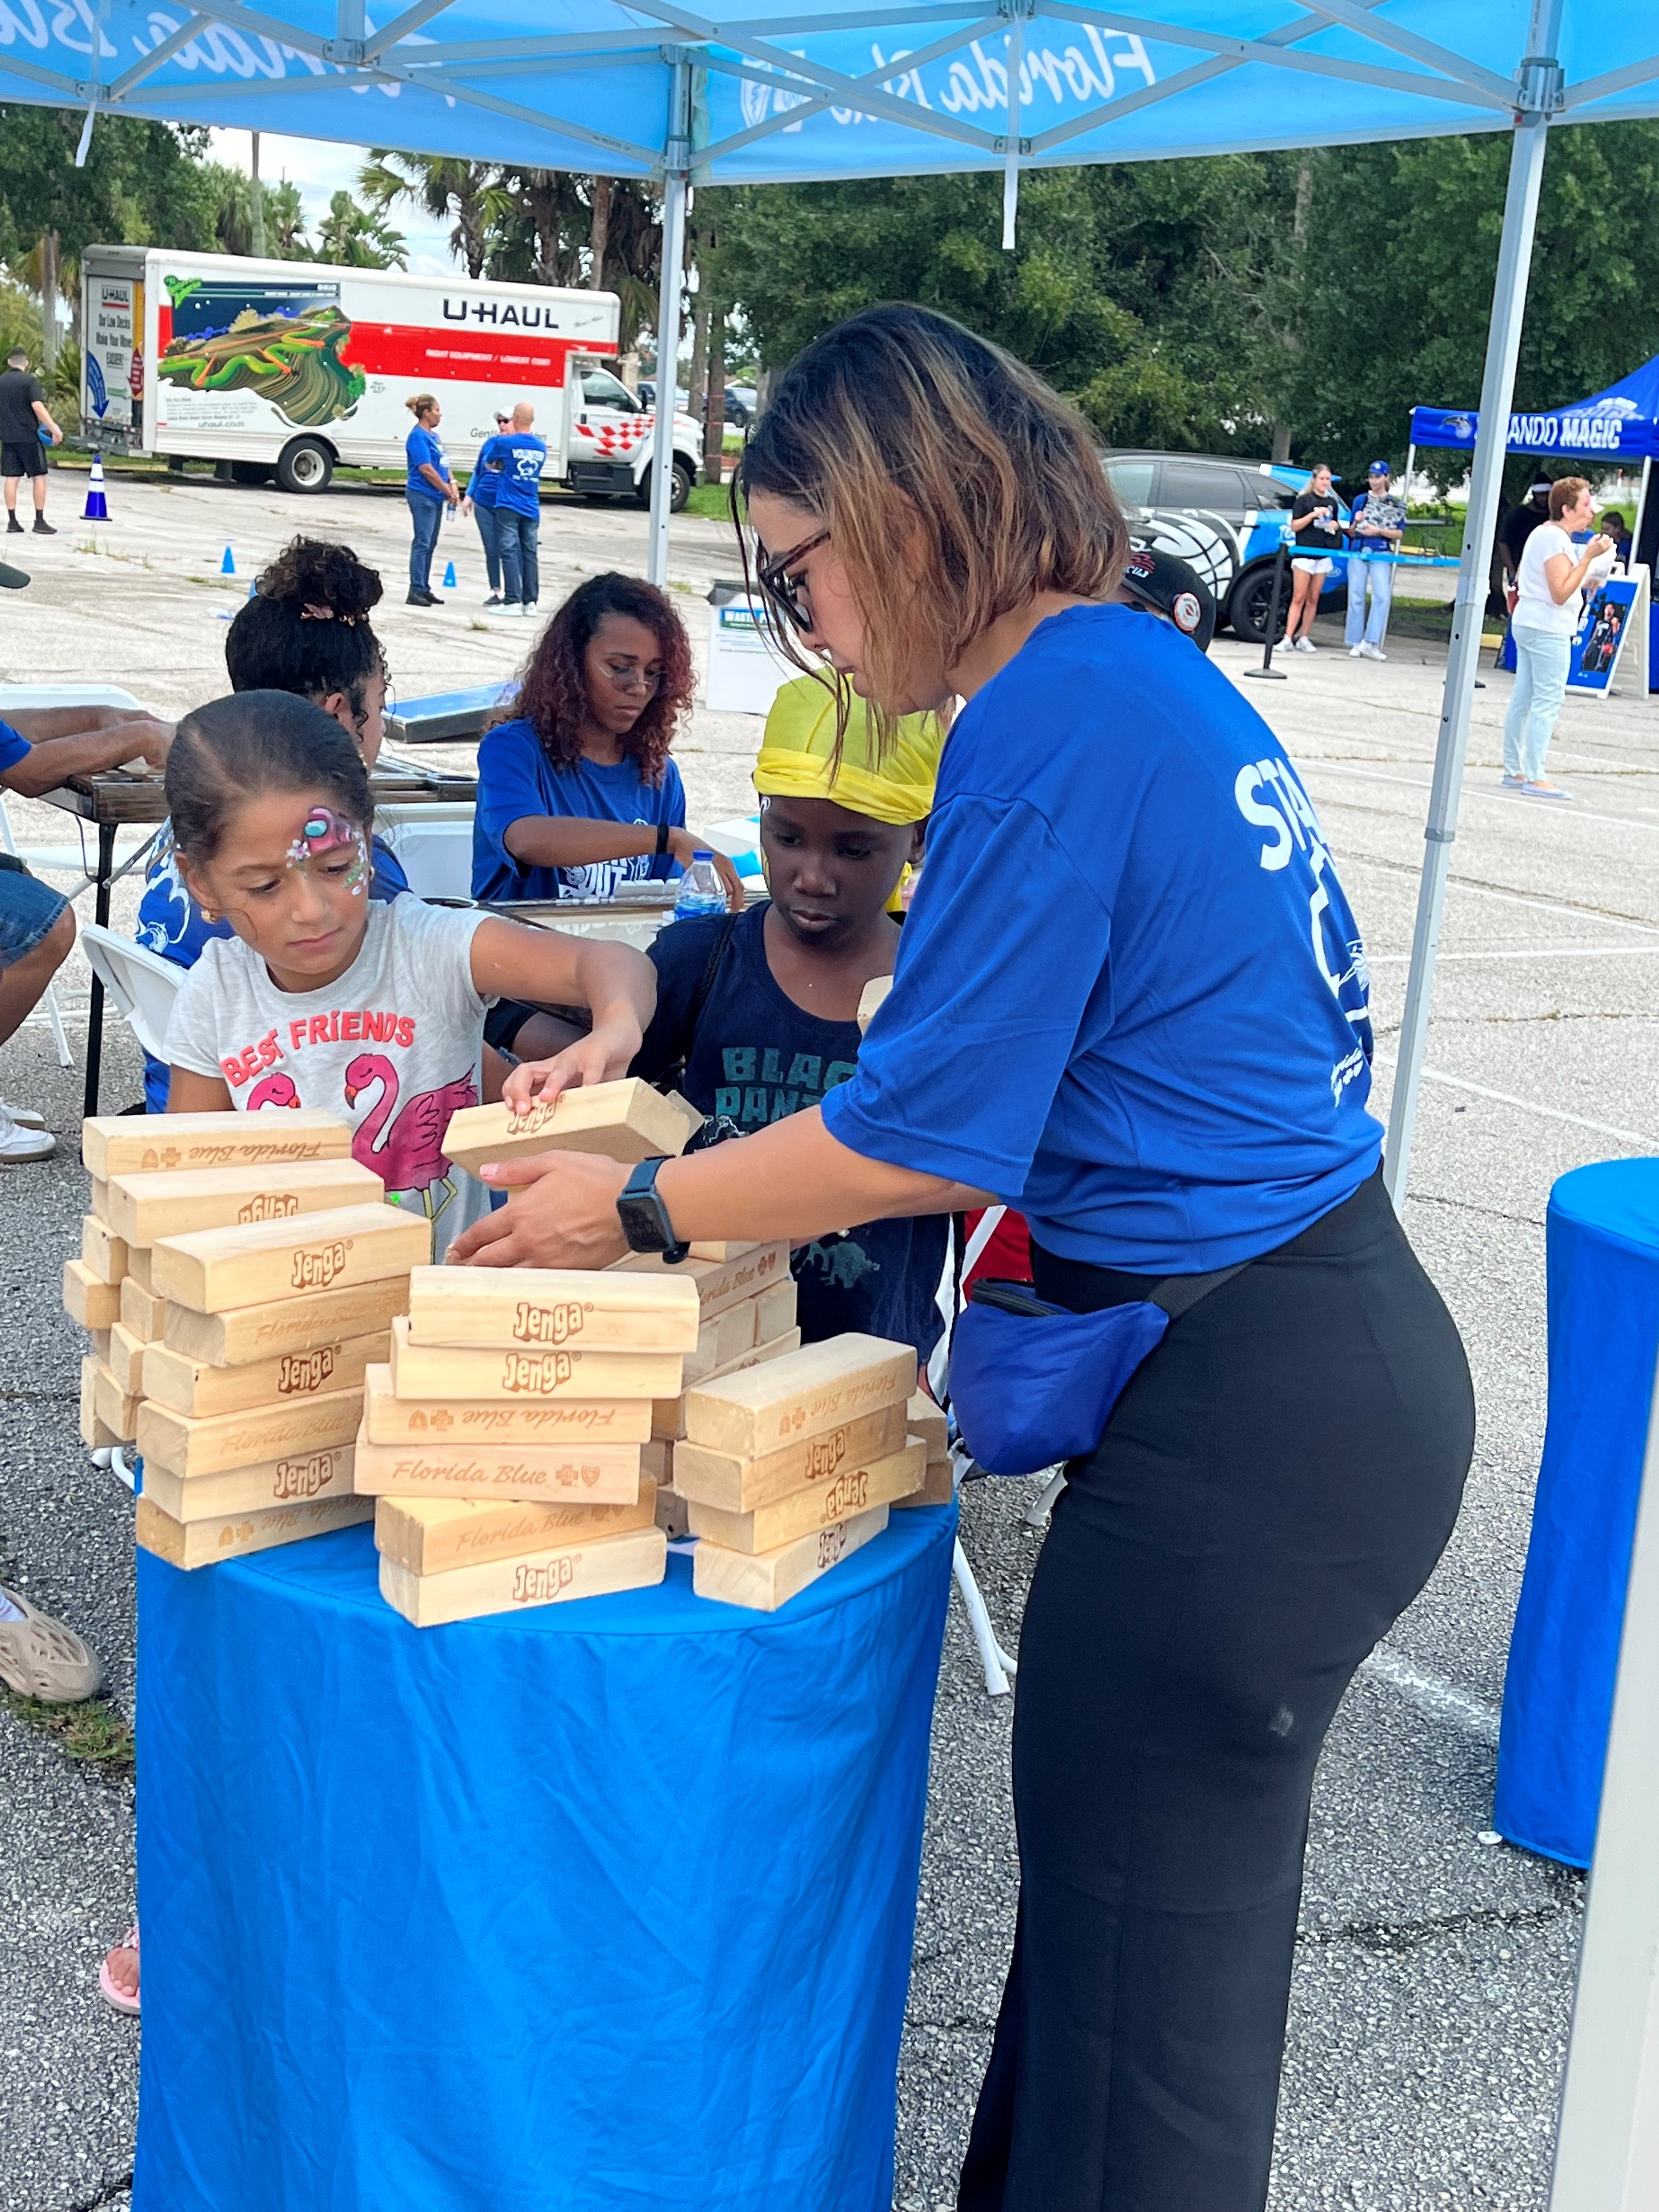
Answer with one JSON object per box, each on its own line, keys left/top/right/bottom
{"left": 134, "top": 1508, "right": 955, "bottom": 2212}
{"left": 1494, "top": 1160, "right": 1659, "bottom": 1865}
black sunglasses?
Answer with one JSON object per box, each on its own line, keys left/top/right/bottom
{"left": 755, "top": 530, "right": 829, "bottom": 632}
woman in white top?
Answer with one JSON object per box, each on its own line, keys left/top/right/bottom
{"left": 1505, "top": 475, "right": 1614, "bottom": 800}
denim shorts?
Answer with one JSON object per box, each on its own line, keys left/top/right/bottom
{"left": 0, "top": 866, "right": 69, "bottom": 970}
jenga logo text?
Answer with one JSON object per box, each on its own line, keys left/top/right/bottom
{"left": 274, "top": 1452, "right": 335, "bottom": 1499}
{"left": 505, "top": 1099, "right": 562, "bottom": 1136}
{"left": 817, "top": 1523, "right": 851, "bottom": 1569}
{"left": 822, "top": 1469, "right": 868, "bottom": 1521}
{"left": 804, "top": 1429, "right": 847, "bottom": 1482}
{"left": 513, "top": 1298, "right": 590, "bottom": 1346}
{"left": 291, "top": 1239, "right": 351, "bottom": 1289}
{"left": 239, "top": 1193, "right": 300, "bottom": 1223}
{"left": 512, "top": 1554, "right": 578, "bottom": 1602}
{"left": 501, "top": 1350, "right": 574, "bottom": 1394}
{"left": 278, "top": 1345, "right": 337, "bottom": 1396}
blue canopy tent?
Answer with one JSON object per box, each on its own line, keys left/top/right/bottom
{"left": 1408, "top": 357, "right": 1659, "bottom": 689}
{"left": 4, "top": 12, "right": 1659, "bottom": 2196}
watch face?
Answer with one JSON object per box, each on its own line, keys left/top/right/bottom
{"left": 618, "top": 1160, "right": 676, "bottom": 1253}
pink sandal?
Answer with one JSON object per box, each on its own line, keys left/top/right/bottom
{"left": 99, "top": 1923, "right": 140, "bottom": 2016}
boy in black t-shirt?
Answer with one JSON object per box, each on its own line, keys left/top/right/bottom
{"left": 632, "top": 678, "right": 947, "bottom": 1364}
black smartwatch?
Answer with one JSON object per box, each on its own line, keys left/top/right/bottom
{"left": 656, "top": 821, "right": 672, "bottom": 858}
{"left": 616, "top": 1156, "right": 687, "bottom": 1263}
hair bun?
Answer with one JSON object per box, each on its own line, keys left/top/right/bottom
{"left": 256, "top": 537, "right": 383, "bottom": 623}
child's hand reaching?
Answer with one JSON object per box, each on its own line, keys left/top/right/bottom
{"left": 501, "top": 1015, "right": 644, "bottom": 1119}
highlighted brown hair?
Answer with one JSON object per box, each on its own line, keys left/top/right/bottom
{"left": 736, "top": 303, "right": 1128, "bottom": 732}
{"left": 1549, "top": 476, "right": 1589, "bottom": 522}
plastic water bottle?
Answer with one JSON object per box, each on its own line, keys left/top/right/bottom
{"left": 674, "top": 850, "right": 726, "bottom": 921}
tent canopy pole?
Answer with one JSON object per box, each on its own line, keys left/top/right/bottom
{"left": 646, "top": 54, "right": 691, "bottom": 591}
{"left": 1382, "top": 7, "right": 1563, "bottom": 1208}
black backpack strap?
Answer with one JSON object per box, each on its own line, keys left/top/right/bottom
{"left": 1149, "top": 1259, "right": 1251, "bottom": 1322}
{"left": 688, "top": 911, "right": 740, "bottom": 1035}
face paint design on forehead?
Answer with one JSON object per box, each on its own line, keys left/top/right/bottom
{"left": 286, "top": 804, "right": 370, "bottom": 894}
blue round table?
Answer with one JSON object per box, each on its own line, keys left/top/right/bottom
{"left": 133, "top": 1508, "right": 955, "bottom": 2212}
{"left": 1495, "top": 1160, "right": 1659, "bottom": 1866}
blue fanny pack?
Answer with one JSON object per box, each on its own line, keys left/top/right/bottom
{"left": 947, "top": 1266, "right": 1248, "bottom": 1477}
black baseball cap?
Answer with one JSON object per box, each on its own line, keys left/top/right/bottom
{"left": 1121, "top": 541, "right": 1216, "bottom": 653}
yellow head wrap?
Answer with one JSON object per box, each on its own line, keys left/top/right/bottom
{"left": 753, "top": 675, "right": 943, "bottom": 825}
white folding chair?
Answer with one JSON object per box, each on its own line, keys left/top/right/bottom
{"left": 375, "top": 804, "right": 477, "bottom": 901}
{"left": 78, "top": 924, "right": 184, "bottom": 1065}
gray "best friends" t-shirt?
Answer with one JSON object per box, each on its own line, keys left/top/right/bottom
{"left": 165, "top": 898, "right": 496, "bottom": 1256}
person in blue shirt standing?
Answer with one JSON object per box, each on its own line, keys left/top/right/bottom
{"left": 476, "top": 402, "right": 546, "bottom": 614}
{"left": 404, "top": 393, "right": 460, "bottom": 607}
{"left": 463, "top": 410, "right": 510, "bottom": 607}
{"left": 453, "top": 306, "right": 1475, "bottom": 2212}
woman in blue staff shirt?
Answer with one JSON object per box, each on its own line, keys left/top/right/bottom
{"left": 404, "top": 393, "right": 460, "bottom": 607}
{"left": 475, "top": 402, "right": 547, "bottom": 614}
{"left": 452, "top": 305, "right": 1474, "bottom": 2212}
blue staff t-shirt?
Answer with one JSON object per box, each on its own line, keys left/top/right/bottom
{"left": 472, "top": 715, "right": 685, "bottom": 902}
{"left": 635, "top": 906, "right": 945, "bottom": 1365}
{"left": 0, "top": 718, "right": 29, "bottom": 775}
{"left": 466, "top": 455, "right": 501, "bottom": 510}
{"left": 477, "top": 433, "right": 546, "bottom": 517}
{"left": 405, "top": 424, "right": 450, "bottom": 500}
{"left": 136, "top": 829, "right": 409, "bottom": 1111}
{"left": 824, "top": 604, "right": 1381, "bottom": 1275}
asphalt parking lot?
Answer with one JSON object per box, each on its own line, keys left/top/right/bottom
{"left": 3, "top": 472, "right": 1656, "bottom": 2210}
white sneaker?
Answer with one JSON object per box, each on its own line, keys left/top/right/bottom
{"left": 1360, "top": 641, "right": 1386, "bottom": 661}
{"left": 1348, "top": 644, "right": 1365, "bottom": 658}
{"left": 0, "top": 1104, "right": 54, "bottom": 1160}
{"left": 1290, "top": 636, "right": 1314, "bottom": 654}
{"left": 0, "top": 1097, "right": 46, "bottom": 1129}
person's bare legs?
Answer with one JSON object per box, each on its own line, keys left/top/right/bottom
{"left": 1286, "top": 568, "right": 1320, "bottom": 645}
{"left": 2, "top": 473, "right": 18, "bottom": 529}
{"left": 0, "top": 904, "right": 74, "bottom": 1052}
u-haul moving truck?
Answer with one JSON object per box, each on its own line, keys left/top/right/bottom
{"left": 81, "top": 246, "right": 702, "bottom": 509}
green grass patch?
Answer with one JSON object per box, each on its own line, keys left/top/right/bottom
{"left": 1, "top": 1686, "right": 134, "bottom": 1776}
{"left": 682, "top": 482, "right": 737, "bottom": 523}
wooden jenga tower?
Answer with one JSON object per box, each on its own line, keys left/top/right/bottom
{"left": 673, "top": 1335, "right": 931, "bottom": 1611}
{"left": 362, "top": 1265, "right": 699, "bottom": 1625}
{"left": 69, "top": 1109, "right": 430, "bottom": 1568}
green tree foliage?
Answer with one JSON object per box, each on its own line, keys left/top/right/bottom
{"left": 314, "top": 190, "right": 407, "bottom": 270}
{"left": 0, "top": 107, "right": 224, "bottom": 278}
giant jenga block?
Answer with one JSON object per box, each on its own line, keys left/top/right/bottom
{"left": 404, "top": 1265, "right": 699, "bottom": 1352}
{"left": 755, "top": 1277, "right": 798, "bottom": 1345}
{"left": 375, "top": 1487, "right": 659, "bottom": 1578}
{"left": 83, "top": 1108, "right": 352, "bottom": 1181}
{"left": 640, "top": 1437, "right": 674, "bottom": 1487}
{"left": 692, "top": 1505, "right": 888, "bottom": 1613}
{"left": 352, "top": 1431, "right": 642, "bottom": 1505}
{"left": 686, "top": 1440, "right": 923, "bottom": 1554}
{"left": 106, "top": 1322, "right": 148, "bottom": 1399}
{"left": 64, "top": 1259, "right": 122, "bottom": 1332}
{"left": 139, "top": 1443, "right": 357, "bottom": 1522}
{"left": 106, "top": 1158, "right": 382, "bottom": 1247}
{"left": 682, "top": 1298, "right": 761, "bottom": 1385}
{"left": 164, "top": 1276, "right": 409, "bottom": 1368}
{"left": 151, "top": 1202, "right": 430, "bottom": 1314}
{"left": 137, "top": 1387, "right": 364, "bottom": 1478}
{"left": 119, "top": 1275, "right": 168, "bottom": 1344}
{"left": 856, "top": 975, "right": 893, "bottom": 1032}
{"left": 655, "top": 1486, "right": 690, "bottom": 1540}
{"left": 80, "top": 1357, "right": 119, "bottom": 1451}
{"left": 126, "top": 1245, "right": 154, "bottom": 1294}
{"left": 610, "top": 1242, "right": 790, "bottom": 1323}
{"left": 143, "top": 1332, "right": 389, "bottom": 1420}
{"left": 81, "top": 1216, "right": 129, "bottom": 1285}
{"left": 441, "top": 1080, "right": 703, "bottom": 1178}
{"left": 650, "top": 1329, "right": 803, "bottom": 1441}
{"left": 90, "top": 1359, "right": 141, "bottom": 1442}
{"left": 686, "top": 1240, "right": 764, "bottom": 1262}
{"left": 388, "top": 1316, "right": 681, "bottom": 1403}
{"left": 906, "top": 1392, "right": 949, "bottom": 1460}
{"left": 682, "top": 1335, "right": 915, "bottom": 1460}
{"left": 892, "top": 1460, "right": 955, "bottom": 1509}
{"left": 136, "top": 1489, "right": 371, "bottom": 1569}
{"left": 379, "top": 1525, "right": 668, "bottom": 1628}
{"left": 673, "top": 1399, "right": 910, "bottom": 1514}
{"left": 362, "top": 1365, "right": 652, "bottom": 1447}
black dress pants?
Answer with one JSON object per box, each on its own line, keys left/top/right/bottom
{"left": 959, "top": 1171, "right": 1474, "bottom": 2212}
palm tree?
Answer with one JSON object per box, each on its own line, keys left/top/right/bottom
{"left": 360, "top": 151, "right": 506, "bottom": 280}
{"left": 315, "top": 190, "right": 407, "bottom": 270}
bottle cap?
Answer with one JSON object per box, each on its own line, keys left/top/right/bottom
{"left": 693, "top": 849, "right": 713, "bottom": 860}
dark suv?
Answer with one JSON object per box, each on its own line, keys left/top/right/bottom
{"left": 1104, "top": 451, "right": 1350, "bottom": 642}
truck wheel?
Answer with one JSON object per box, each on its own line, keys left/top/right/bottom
{"left": 634, "top": 459, "right": 695, "bottom": 513}
{"left": 276, "top": 437, "right": 333, "bottom": 495}
{"left": 230, "top": 461, "right": 273, "bottom": 487}
{"left": 1226, "top": 561, "right": 1291, "bottom": 645}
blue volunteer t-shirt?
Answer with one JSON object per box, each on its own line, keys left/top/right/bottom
{"left": 824, "top": 604, "right": 1381, "bottom": 1275}
{"left": 405, "top": 424, "right": 450, "bottom": 500}
{"left": 0, "top": 718, "right": 29, "bottom": 775}
{"left": 466, "top": 455, "right": 501, "bottom": 510}
{"left": 478, "top": 433, "right": 546, "bottom": 517}
{"left": 635, "top": 906, "right": 945, "bottom": 1365}
{"left": 136, "top": 830, "right": 409, "bottom": 1111}
{"left": 472, "top": 715, "right": 685, "bottom": 902}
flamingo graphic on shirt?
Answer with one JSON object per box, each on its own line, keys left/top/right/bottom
{"left": 343, "top": 1053, "right": 477, "bottom": 1223}
{"left": 247, "top": 1072, "right": 301, "bottom": 1110}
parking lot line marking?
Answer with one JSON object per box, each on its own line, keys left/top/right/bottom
{"left": 1367, "top": 944, "right": 1659, "bottom": 964}
{"left": 1342, "top": 856, "right": 1659, "bottom": 938}
{"left": 1304, "top": 757, "right": 1659, "bottom": 834}
{"left": 1422, "top": 1069, "right": 1657, "bottom": 1149}
{"left": 1361, "top": 1645, "right": 1500, "bottom": 1746}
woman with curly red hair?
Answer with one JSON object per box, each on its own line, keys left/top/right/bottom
{"left": 472, "top": 572, "right": 742, "bottom": 918}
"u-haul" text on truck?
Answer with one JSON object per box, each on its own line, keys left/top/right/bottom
{"left": 81, "top": 246, "right": 702, "bottom": 509}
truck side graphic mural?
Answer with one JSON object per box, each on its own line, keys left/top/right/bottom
{"left": 157, "top": 278, "right": 364, "bottom": 430}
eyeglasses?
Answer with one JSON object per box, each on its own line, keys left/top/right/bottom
{"left": 755, "top": 530, "right": 829, "bottom": 632}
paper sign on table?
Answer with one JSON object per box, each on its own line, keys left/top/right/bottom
{"left": 379, "top": 1525, "right": 668, "bottom": 1627}
{"left": 83, "top": 1108, "right": 351, "bottom": 1181}
{"left": 374, "top": 1486, "right": 658, "bottom": 1576}
{"left": 692, "top": 1505, "right": 889, "bottom": 1613}
{"left": 404, "top": 1265, "right": 699, "bottom": 1352}
{"left": 151, "top": 1203, "right": 430, "bottom": 1314}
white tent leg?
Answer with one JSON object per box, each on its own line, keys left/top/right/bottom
{"left": 1383, "top": 13, "right": 1562, "bottom": 1209}
{"left": 1023, "top": 1466, "right": 1067, "bottom": 1528}
{"left": 646, "top": 58, "right": 691, "bottom": 591}
{"left": 953, "top": 1538, "right": 1017, "bottom": 1697}
{"left": 1548, "top": 1341, "right": 1659, "bottom": 2210}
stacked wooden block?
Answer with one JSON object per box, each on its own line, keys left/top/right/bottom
{"left": 359, "top": 1266, "right": 702, "bottom": 1626}
{"left": 676, "top": 1334, "right": 928, "bottom": 1612}
{"left": 66, "top": 1110, "right": 430, "bottom": 1569}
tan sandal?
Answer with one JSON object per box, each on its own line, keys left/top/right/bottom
{"left": 0, "top": 1589, "right": 104, "bottom": 1703}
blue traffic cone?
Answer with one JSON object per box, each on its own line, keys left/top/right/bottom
{"left": 442, "top": 560, "right": 456, "bottom": 589}
{"left": 81, "top": 454, "right": 109, "bottom": 521}
{"left": 221, "top": 545, "right": 235, "bottom": 575}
